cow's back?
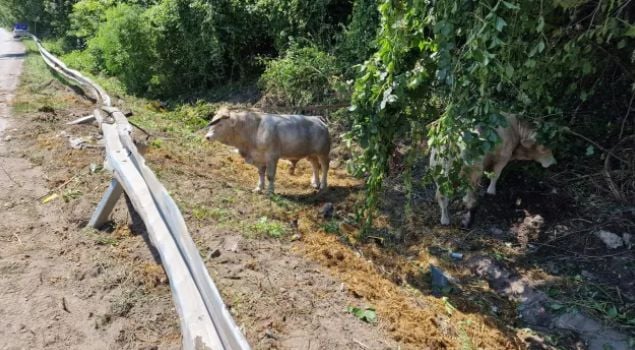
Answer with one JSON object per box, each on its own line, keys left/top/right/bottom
{"left": 260, "top": 114, "right": 330, "bottom": 158}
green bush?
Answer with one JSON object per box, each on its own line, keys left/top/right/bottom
{"left": 68, "top": 0, "right": 114, "bottom": 45}
{"left": 259, "top": 45, "right": 342, "bottom": 107}
{"left": 148, "top": 0, "right": 225, "bottom": 95}
{"left": 86, "top": 3, "right": 156, "bottom": 93}
{"left": 61, "top": 49, "right": 98, "bottom": 72}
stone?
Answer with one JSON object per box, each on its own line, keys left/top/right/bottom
{"left": 595, "top": 230, "right": 624, "bottom": 249}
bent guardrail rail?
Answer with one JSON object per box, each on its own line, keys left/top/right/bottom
{"left": 28, "top": 34, "right": 251, "bottom": 350}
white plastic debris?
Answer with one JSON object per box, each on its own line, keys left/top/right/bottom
{"left": 595, "top": 230, "right": 624, "bottom": 249}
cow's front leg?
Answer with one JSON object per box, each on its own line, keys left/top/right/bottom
{"left": 254, "top": 165, "right": 266, "bottom": 193}
{"left": 266, "top": 158, "right": 278, "bottom": 194}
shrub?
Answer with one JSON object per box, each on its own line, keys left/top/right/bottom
{"left": 148, "top": 0, "right": 225, "bottom": 96}
{"left": 61, "top": 49, "right": 98, "bottom": 72}
{"left": 86, "top": 3, "right": 156, "bottom": 93}
{"left": 259, "top": 45, "right": 342, "bottom": 107}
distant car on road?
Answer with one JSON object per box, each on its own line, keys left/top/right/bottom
{"left": 12, "top": 23, "right": 28, "bottom": 38}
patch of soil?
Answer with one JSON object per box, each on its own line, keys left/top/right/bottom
{"left": 1, "top": 39, "right": 180, "bottom": 348}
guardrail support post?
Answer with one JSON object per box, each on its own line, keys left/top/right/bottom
{"left": 88, "top": 178, "right": 123, "bottom": 228}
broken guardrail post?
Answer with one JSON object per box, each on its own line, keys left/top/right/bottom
{"left": 87, "top": 178, "right": 123, "bottom": 228}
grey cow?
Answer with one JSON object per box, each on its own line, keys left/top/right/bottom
{"left": 205, "top": 107, "right": 331, "bottom": 194}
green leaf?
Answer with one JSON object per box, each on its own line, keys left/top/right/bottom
{"left": 536, "top": 16, "right": 545, "bottom": 32}
{"left": 606, "top": 306, "right": 618, "bottom": 318}
{"left": 549, "top": 303, "right": 565, "bottom": 311}
{"left": 347, "top": 306, "right": 377, "bottom": 323}
{"left": 495, "top": 17, "right": 507, "bottom": 32}
{"left": 537, "top": 40, "right": 545, "bottom": 53}
{"left": 502, "top": 1, "right": 520, "bottom": 10}
{"left": 624, "top": 25, "right": 635, "bottom": 38}
{"left": 585, "top": 145, "right": 595, "bottom": 156}
{"left": 505, "top": 64, "right": 514, "bottom": 78}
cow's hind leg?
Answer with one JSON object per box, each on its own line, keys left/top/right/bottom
{"left": 436, "top": 186, "right": 450, "bottom": 226}
{"left": 317, "top": 154, "right": 329, "bottom": 192}
{"left": 486, "top": 156, "right": 510, "bottom": 195}
{"left": 308, "top": 157, "right": 321, "bottom": 189}
{"left": 266, "top": 158, "right": 278, "bottom": 194}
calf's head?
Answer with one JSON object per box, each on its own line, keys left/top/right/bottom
{"left": 205, "top": 107, "right": 236, "bottom": 142}
{"left": 513, "top": 133, "right": 556, "bottom": 168}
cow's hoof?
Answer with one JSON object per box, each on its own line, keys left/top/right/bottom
{"left": 440, "top": 218, "right": 450, "bottom": 226}
{"left": 253, "top": 187, "right": 263, "bottom": 193}
{"left": 311, "top": 182, "right": 320, "bottom": 189}
{"left": 486, "top": 189, "right": 496, "bottom": 195}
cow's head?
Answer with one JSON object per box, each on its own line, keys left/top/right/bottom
{"left": 513, "top": 132, "right": 556, "bottom": 168}
{"left": 205, "top": 107, "right": 236, "bottom": 142}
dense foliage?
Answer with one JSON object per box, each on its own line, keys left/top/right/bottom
{"left": 349, "top": 0, "right": 634, "bottom": 222}
{"left": 2, "top": 0, "right": 633, "bottom": 224}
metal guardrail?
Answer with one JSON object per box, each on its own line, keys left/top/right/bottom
{"left": 28, "top": 34, "right": 251, "bottom": 350}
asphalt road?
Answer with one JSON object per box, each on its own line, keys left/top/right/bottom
{"left": 0, "top": 28, "right": 25, "bottom": 134}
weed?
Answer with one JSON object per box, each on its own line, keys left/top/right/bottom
{"left": 322, "top": 219, "right": 340, "bottom": 234}
{"left": 94, "top": 235, "right": 118, "bottom": 246}
{"left": 150, "top": 138, "right": 164, "bottom": 148}
{"left": 347, "top": 306, "right": 377, "bottom": 324}
{"left": 249, "top": 216, "right": 287, "bottom": 238}
{"left": 442, "top": 296, "right": 457, "bottom": 316}
{"left": 62, "top": 189, "right": 82, "bottom": 202}
{"left": 192, "top": 205, "right": 230, "bottom": 222}
{"left": 110, "top": 289, "right": 139, "bottom": 317}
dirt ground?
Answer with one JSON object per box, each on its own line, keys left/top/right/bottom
{"left": 1, "top": 33, "right": 401, "bottom": 350}
{"left": 2, "top": 29, "right": 633, "bottom": 350}
{"left": 0, "top": 29, "right": 183, "bottom": 350}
